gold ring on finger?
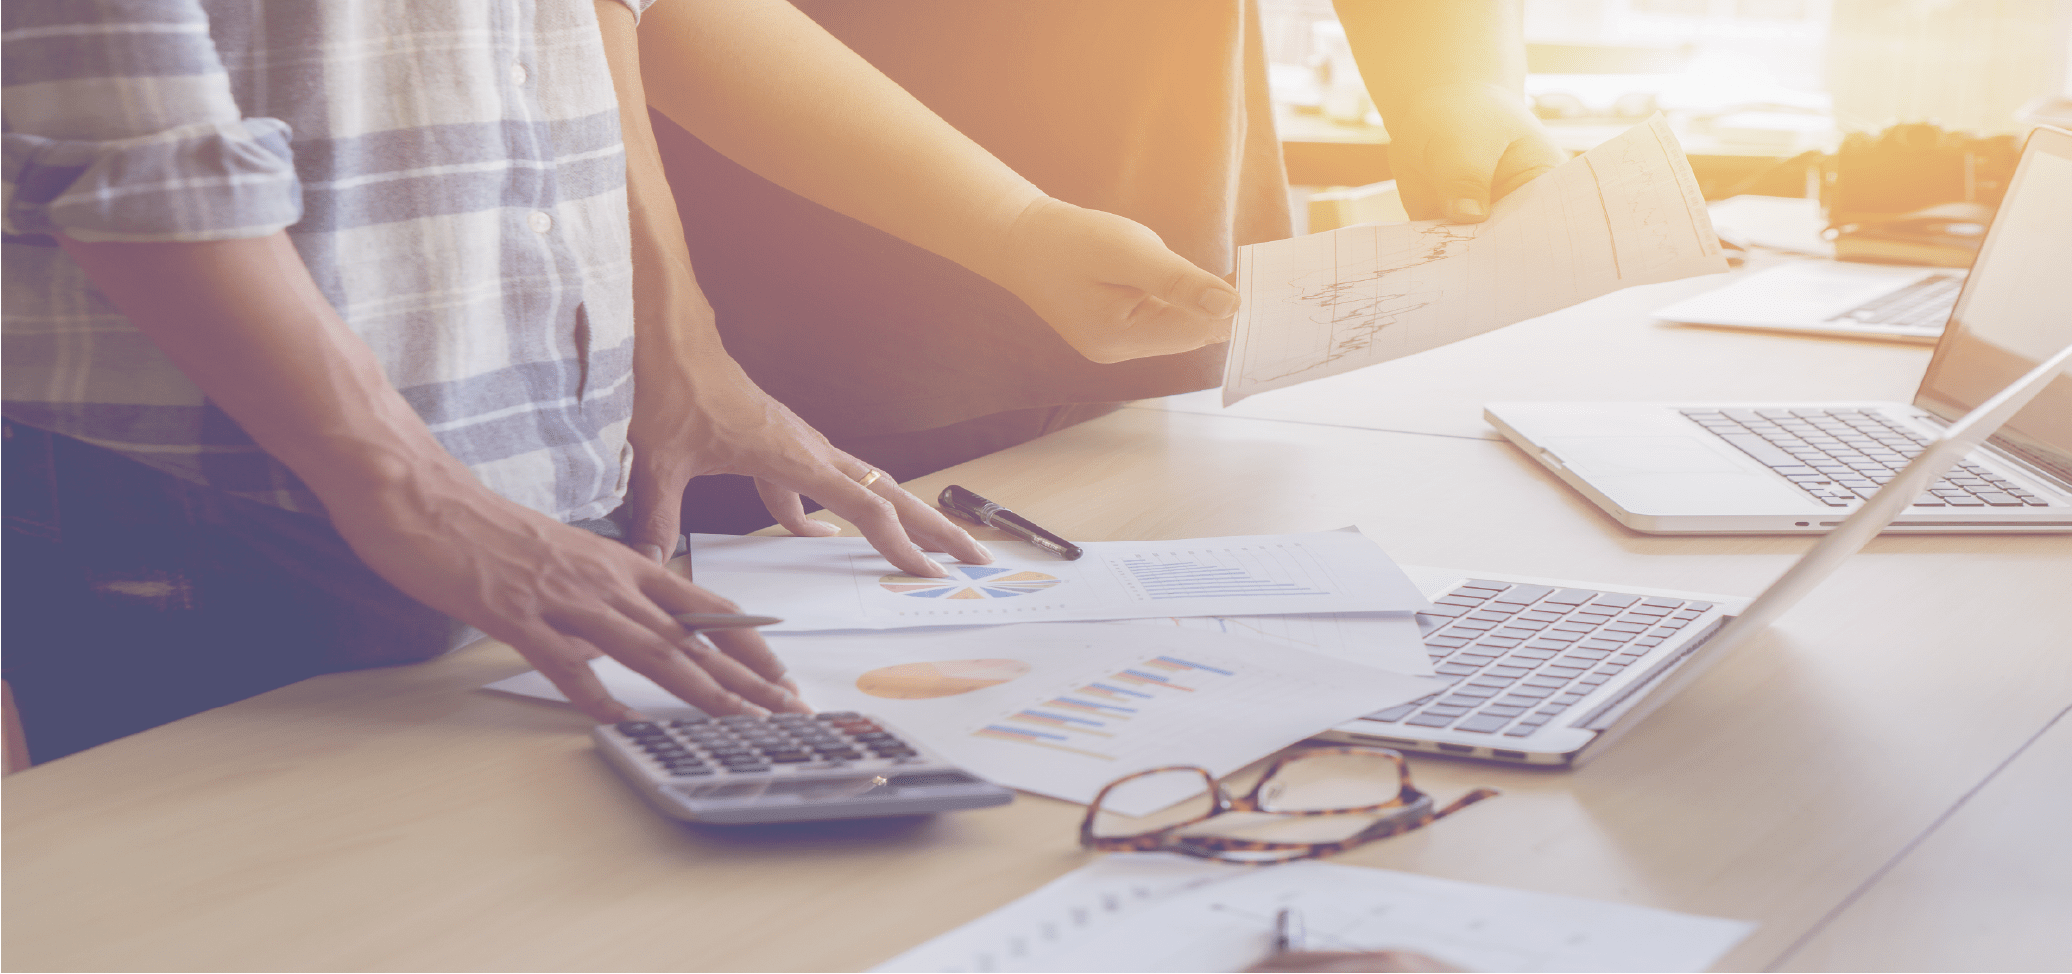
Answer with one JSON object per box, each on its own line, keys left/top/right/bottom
{"left": 855, "top": 467, "right": 882, "bottom": 489}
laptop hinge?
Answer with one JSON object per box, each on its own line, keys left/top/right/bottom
{"left": 1914, "top": 411, "right": 2072, "bottom": 496}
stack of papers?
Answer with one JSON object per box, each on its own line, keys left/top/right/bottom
{"left": 683, "top": 530, "right": 1428, "bottom": 634}
{"left": 484, "top": 529, "right": 1446, "bottom": 807}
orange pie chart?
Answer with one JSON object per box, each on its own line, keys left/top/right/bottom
{"left": 855, "top": 658, "right": 1032, "bottom": 699}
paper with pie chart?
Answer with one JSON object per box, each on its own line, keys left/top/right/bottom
{"left": 684, "top": 530, "right": 1429, "bottom": 632}
{"left": 482, "top": 623, "right": 1441, "bottom": 815}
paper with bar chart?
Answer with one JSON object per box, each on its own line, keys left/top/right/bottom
{"left": 1222, "top": 114, "right": 1727, "bottom": 405}
{"left": 683, "top": 530, "right": 1428, "bottom": 632}
{"left": 483, "top": 623, "right": 1438, "bottom": 814}
{"left": 779, "top": 624, "right": 1436, "bottom": 813}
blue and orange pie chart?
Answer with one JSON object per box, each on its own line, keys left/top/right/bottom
{"left": 878, "top": 565, "right": 1064, "bottom": 600}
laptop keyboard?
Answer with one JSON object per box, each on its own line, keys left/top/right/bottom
{"left": 1681, "top": 408, "right": 2051, "bottom": 508}
{"left": 1363, "top": 580, "right": 1714, "bottom": 739}
{"left": 1828, "top": 273, "right": 1962, "bottom": 331}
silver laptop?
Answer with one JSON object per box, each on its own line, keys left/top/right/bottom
{"left": 1485, "top": 125, "right": 2072, "bottom": 535}
{"left": 1652, "top": 259, "right": 1963, "bottom": 344}
{"left": 1322, "top": 338, "right": 2071, "bottom": 766}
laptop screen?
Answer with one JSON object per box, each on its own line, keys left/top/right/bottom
{"left": 1915, "top": 125, "right": 2072, "bottom": 484}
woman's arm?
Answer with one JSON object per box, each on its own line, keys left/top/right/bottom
{"left": 1335, "top": 0, "right": 1566, "bottom": 222}
{"left": 636, "top": 0, "right": 1243, "bottom": 365}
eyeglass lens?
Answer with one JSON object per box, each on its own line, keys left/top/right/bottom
{"left": 1254, "top": 750, "right": 1404, "bottom": 812}
{"left": 1087, "top": 768, "right": 1218, "bottom": 839}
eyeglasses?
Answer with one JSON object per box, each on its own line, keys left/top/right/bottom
{"left": 1079, "top": 747, "right": 1498, "bottom": 864}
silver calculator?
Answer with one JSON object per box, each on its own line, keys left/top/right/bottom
{"left": 593, "top": 711, "right": 1015, "bottom": 824}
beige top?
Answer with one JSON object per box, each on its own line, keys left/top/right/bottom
{"left": 653, "top": 0, "right": 1293, "bottom": 439}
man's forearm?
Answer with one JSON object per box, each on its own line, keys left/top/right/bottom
{"left": 56, "top": 233, "right": 468, "bottom": 507}
{"left": 1334, "top": 0, "right": 1528, "bottom": 118}
{"left": 635, "top": 0, "right": 1044, "bottom": 289}
{"left": 597, "top": 0, "right": 723, "bottom": 369}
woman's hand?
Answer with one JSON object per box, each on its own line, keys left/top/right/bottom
{"left": 987, "top": 197, "right": 1243, "bottom": 364}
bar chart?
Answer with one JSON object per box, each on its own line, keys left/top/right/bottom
{"left": 973, "top": 656, "right": 1236, "bottom": 760}
{"left": 1110, "top": 542, "right": 1334, "bottom": 605}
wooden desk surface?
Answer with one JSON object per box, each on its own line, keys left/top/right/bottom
{"left": 7, "top": 286, "right": 2069, "bottom": 972}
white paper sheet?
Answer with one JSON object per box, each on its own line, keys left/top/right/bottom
{"left": 484, "top": 623, "right": 1443, "bottom": 814}
{"left": 683, "top": 530, "right": 1430, "bottom": 632}
{"left": 872, "top": 854, "right": 1756, "bottom": 973}
{"left": 1223, "top": 115, "right": 1727, "bottom": 405}
{"left": 1113, "top": 612, "right": 1432, "bottom": 676}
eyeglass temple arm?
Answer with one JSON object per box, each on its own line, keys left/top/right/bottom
{"left": 1434, "top": 787, "right": 1502, "bottom": 819}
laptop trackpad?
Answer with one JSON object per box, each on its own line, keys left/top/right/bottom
{"left": 1543, "top": 435, "right": 1814, "bottom": 513}
{"left": 1546, "top": 436, "right": 1747, "bottom": 474}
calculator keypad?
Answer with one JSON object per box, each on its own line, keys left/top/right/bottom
{"left": 612, "top": 712, "right": 923, "bottom": 776}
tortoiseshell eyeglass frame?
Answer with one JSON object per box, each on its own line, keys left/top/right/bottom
{"left": 1078, "top": 746, "right": 1500, "bottom": 864}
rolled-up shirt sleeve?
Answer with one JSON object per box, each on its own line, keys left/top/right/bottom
{"left": 2, "top": 1, "right": 301, "bottom": 242}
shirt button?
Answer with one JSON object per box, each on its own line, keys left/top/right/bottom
{"left": 528, "top": 211, "right": 553, "bottom": 233}
{"left": 509, "top": 62, "right": 528, "bottom": 86}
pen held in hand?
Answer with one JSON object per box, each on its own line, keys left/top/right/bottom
{"left": 670, "top": 613, "right": 784, "bottom": 632}
{"left": 936, "top": 485, "right": 1084, "bottom": 560}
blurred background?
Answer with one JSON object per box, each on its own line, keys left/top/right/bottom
{"left": 1266, "top": 0, "right": 2072, "bottom": 229}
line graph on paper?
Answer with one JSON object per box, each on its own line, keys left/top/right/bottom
{"left": 1223, "top": 114, "right": 1725, "bottom": 405}
{"left": 1581, "top": 118, "right": 1708, "bottom": 279}
{"left": 1237, "top": 221, "right": 1480, "bottom": 389}
{"left": 1104, "top": 544, "right": 1346, "bottom": 605}
{"left": 1115, "top": 612, "right": 1437, "bottom": 677}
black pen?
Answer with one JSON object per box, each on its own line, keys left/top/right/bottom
{"left": 937, "top": 485, "right": 1084, "bottom": 560}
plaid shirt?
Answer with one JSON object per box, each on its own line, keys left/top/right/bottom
{"left": 3, "top": 0, "right": 651, "bottom": 522}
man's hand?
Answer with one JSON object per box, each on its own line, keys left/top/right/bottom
{"left": 617, "top": 348, "right": 992, "bottom": 579}
{"left": 325, "top": 464, "right": 808, "bottom": 723}
{"left": 57, "top": 231, "right": 808, "bottom": 724}
{"left": 1382, "top": 82, "right": 1566, "bottom": 224}
{"left": 598, "top": 0, "right": 990, "bottom": 575}
{"left": 986, "top": 197, "right": 1241, "bottom": 364}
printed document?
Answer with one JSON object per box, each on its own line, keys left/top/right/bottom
{"left": 1223, "top": 115, "right": 1727, "bottom": 404}
{"left": 683, "top": 530, "right": 1429, "bottom": 632}
{"left": 872, "top": 854, "right": 1755, "bottom": 973}
{"left": 485, "top": 623, "right": 1443, "bottom": 814}
{"left": 1114, "top": 611, "right": 1432, "bottom": 676}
